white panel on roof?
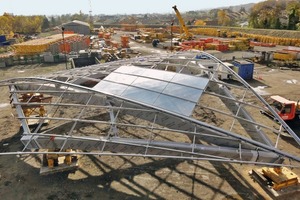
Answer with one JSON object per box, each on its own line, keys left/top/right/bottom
{"left": 153, "top": 94, "right": 196, "bottom": 116}
{"left": 104, "top": 73, "right": 137, "bottom": 85}
{"left": 171, "top": 73, "right": 208, "bottom": 89}
{"left": 141, "top": 68, "right": 175, "bottom": 81}
{"left": 122, "top": 87, "right": 159, "bottom": 105}
{"left": 163, "top": 83, "right": 202, "bottom": 102}
{"left": 114, "top": 66, "right": 146, "bottom": 76}
{"left": 131, "top": 77, "right": 168, "bottom": 93}
{"left": 93, "top": 66, "right": 209, "bottom": 116}
{"left": 93, "top": 81, "right": 128, "bottom": 96}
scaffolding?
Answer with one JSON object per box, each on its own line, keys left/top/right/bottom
{"left": 0, "top": 51, "right": 300, "bottom": 169}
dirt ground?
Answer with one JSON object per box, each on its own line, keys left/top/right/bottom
{"left": 0, "top": 52, "right": 300, "bottom": 200}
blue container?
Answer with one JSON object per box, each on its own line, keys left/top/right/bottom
{"left": 2, "top": 41, "right": 10, "bottom": 46}
{"left": 0, "top": 35, "right": 6, "bottom": 43}
{"left": 232, "top": 60, "right": 254, "bottom": 80}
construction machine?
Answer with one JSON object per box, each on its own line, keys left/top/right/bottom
{"left": 172, "top": 5, "right": 193, "bottom": 41}
{"left": 262, "top": 95, "right": 300, "bottom": 121}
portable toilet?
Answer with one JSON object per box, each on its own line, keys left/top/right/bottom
{"left": 232, "top": 60, "right": 254, "bottom": 80}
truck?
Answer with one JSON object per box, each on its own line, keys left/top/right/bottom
{"left": 262, "top": 95, "right": 300, "bottom": 121}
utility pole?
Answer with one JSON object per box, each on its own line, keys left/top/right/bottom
{"left": 170, "top": 20, "right": 174, "bottom": 52}
{"left": 61, "top": 27, "right": 68, "bottom": 70}
{"left": 89, "top": 0, "right": 93, "bottom": 28}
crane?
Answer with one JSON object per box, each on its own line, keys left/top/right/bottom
{"left": 172, "top": 5, "right": 193, "bottom": 41}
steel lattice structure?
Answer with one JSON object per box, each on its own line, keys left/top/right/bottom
{"left": 1, "top": 51, "right": 300, "bottom": 168}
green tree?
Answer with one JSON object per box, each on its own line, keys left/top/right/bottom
{"left": 0, "top": 13, "right": 13, "bottom": 34}
{"left": 42, "top": 16, "right": 50, "bottom": 31}
{"left": 249, "top": 0, "right": 300, "bottom": 30}
{"left": 239, "top": 7, "right": 246, "bottom": 13}
{"left": 50, "top": 16, "right": 56, "bottom": 27}
{"left": 209, "top": 9, "right": 218, "bottom": 20}
{"left": 217, "top": 10, "right": 230, "bottom": 26}
{"left": 287, "top": 1, "right": 300, "bottom": 30}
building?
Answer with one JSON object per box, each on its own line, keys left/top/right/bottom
{"left": 62, "top": 20, "right": 90, "bottom": 35}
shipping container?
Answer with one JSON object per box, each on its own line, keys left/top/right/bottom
{"left": 2, "top": 41, "right": 10, "bottom": 46}
{"left": 0, "top": 35, "right": 6, "bottom": 43}
{"left": 232, "top": 60, "right": 254, "bottom": 80}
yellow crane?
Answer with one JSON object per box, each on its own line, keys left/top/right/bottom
{"left": 172, "top": 5, "right": 193, "bottom": 40}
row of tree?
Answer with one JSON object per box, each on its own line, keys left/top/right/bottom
{"left": 0, "top": 13, "right": 46, "bottom": 35}
{"left": 248, "top": 0, "right": 300, "bottom": 30}
{"left": 0, "top": 12, "right": 91, "bottom": 35}
{"left": 182, "top": 0, "right": 300, "bottom": 30}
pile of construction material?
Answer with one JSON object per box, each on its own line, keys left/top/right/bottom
{"left": 178, "top": 38, "right": 251, "bottom": 52}
{"left": 190, "top": 27, "right": 300, "bottom": 47}
{"left": 13, "top": 34, "right": 90, "bottom": 55}
{"left": 250, "top": 41, "right": 276, "bottom": 47}
{"left": 97, "top": 31, "right": 130, "bottom": 48}
{"left": 273, "top": 46, "right": 300, "bottom": 61}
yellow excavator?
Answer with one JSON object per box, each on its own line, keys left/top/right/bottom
{"left": 172, "top": 5, "right": 194, "bottom": 41}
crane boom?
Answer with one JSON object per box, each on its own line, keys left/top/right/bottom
{"left": 172, "top": 5, "right": 193, "bottom": 40}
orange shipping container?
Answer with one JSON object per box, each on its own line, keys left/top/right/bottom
{"left": 63, "top": 30, "right": 74, "bottom": 34}
{"left": 59, "top": 43, "right": 71, "bottom": 53}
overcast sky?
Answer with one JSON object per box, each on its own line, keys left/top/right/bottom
{"left": 1, "top": 0, "right": 263, "bottom": 15}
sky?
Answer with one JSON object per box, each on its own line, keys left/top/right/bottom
{"left": 0, "top": 0, "right": 263, "bottom": 16}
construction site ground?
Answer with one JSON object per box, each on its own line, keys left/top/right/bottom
{"left": 1, "top": 41, "right": 300, "bottom": 199}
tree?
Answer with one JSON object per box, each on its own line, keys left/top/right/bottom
{"left": 0, "top": 13, "right": 14, "bottom": 34}
{"left": 273, "top": 18, "right": 281, "bottom": 29}
{"left": 72, "top": 11, "right": 89, "bottom": 22}
{"left": 0, "top": 16, "right": 12, "bottom": 34}
{"left": 217, "top": 10, "right": 230, "bottom": 26}
{"left": 249, "top": 0, "right": 300, "bottom": 30}
{"left": 209, "top": 9, "right": 218, "bottom": 20}
{"left": 50, "top": 16, "right": 56, "bottom": 27}
{"left": 239, "top": 7, "right": 246, "bottom": 13}
{"left": 42, "top": 16, "right": 50, "bottom": 31}
{"left": 287, "top": 1, "right": 300, "bottom": 30}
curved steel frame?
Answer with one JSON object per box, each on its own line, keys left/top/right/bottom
{"left": 1, "top": 51, "right": 300, "bottom": 168}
